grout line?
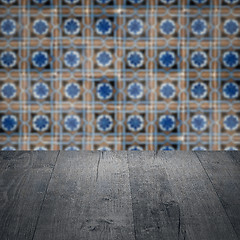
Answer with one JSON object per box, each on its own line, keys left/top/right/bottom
{"left": 31, "top": 150, "right": 60, "bottom": 240}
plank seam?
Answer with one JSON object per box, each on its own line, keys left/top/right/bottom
{"left": 126, "top": 151, "right": 137, "bottom": 240}
{"left": 31, "top": 150, "right": 60, "bottom": 240}
{"left": 158, "top": 151, "right": 187, "bottom": 240}
{"left": 96, "top": 151, "right": 102, "bottom": 182}
{"left": 194, "top": 152, "right": 239, "bottom": 239}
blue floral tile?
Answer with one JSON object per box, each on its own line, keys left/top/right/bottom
{"left": 0, "top": 0, "right": 240, "bottom": 150}
{"left": 33, "top": 82, "right": 49, "bottom": 100}
{"left": 32, "top": 115, "right": 49, "bottom": 132}
{"left": 1, "top": 115, "right": 18, "bottom": 132}
{"left": 96, "top": 114, "right": 114, "bottom": 132}
{"left": 97, "top": 82, "right": 113, "bottom": 100}
{"left": 64, "top": 19, "right": 81, "bottom": 36}
{"left": 191, "top": 51, "right": 208, "bottom": 68}
{"left": 0, "top": 51, "right": 17, "bottom": 68}
{"left": 160, "top": 19, "right": 176, "bottom": 36}
{"left": 223, "top": 19, "right": 239, "bottom": 35}
{"left": 33, "top": 19, "right": 49, "bottom": 35}
{"left": 159, "top": 51, "right": 176, "bottom": 68}
{"left": 191, "top": 82, "right": 208, "bottom": 99}
{"left": 127, "top": 82, "right": 144, "bottom": 100}
{"left": 1, "top": 19, "right": 17, "bottom": 36}
{"left": 160, "top": 83, "right": 176, "bottom": 99}
{"left": 32, "top": 51, "right": 49, "bottom": 68}
{"left": 1, "top": 83, "right": 17, "bottom": 99}
{"left": 64, "top": 114, "right": 81, "bottom": 132}
{"left": 223, "top": 115, "right": 239, "bottom": 131}
{"left": 64, "top": 83, "right": 81, "bottom": 100}
{"left": 127, "top": 51, "right": 144, "bottom": 68}
{"left": 96, "top": 19, "right": 112, "bottom": 35}
{"left": 159, "top": 115, "right": 176, "bottom": 132}
{"left": 222, "top": 82, "right": 239, "bottom": 99}
{"left": 191, "top": 114, "right": 208, "bottom": 132}
{"left": 96, "top": 51, "right": 113, "bottom": 68}
{"left": 127, "top": 115, "right": 144, "bottom": 132}
{"left": 128, "top": 19, "right": 144, "bottom": 36}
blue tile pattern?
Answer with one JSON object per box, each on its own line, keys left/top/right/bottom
{"left": 0, "top": 0, "right": 240, "bottom": 150}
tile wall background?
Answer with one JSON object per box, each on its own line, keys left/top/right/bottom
{"left": 0, "top": 0, "right": 239, "bottom": 150}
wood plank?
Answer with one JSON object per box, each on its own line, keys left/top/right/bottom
{"left": 157, "top": 151, "right": 239, "bottom": 240}
{"left": 228, "top": 151, "right": 240, "bottom": 165}
{"left": 0, "top": 151, "right": 59, "bottom": 240}
{"left": 127, "top": 151, "right": 182, "bottom": 240}
{"left": 33, "top": 151, "right": 135, "bottom": 240}
{"left": 195, "top": 151, "right": 240, "bottom": 238}
{"left": 0, "top": 151, "right": 29, "bottom": 169}
{"left": 0, "top": 151, "right": 58, "bottom": 169}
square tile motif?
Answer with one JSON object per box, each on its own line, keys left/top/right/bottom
{"left": 0, "top": 0, "right": 240, "bottom": 150}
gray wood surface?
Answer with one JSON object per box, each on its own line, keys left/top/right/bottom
{"left": 33, "top": 151, "right": 135, "bottom": 240}
{"left": 127, "top": 151, "right": 181, "bottom": 240}
{"left": 0, "top": 151, "right": 239, "bottom": 240}
{"left": 228, "top": 151, "right": 240, "bottom": 165}
{"left": 157, "top": 151, "right": 239, "bottom": 240}
{"left": 0, "top": 151, "right": 59, "bottom": 240}
{"left": 195, "top": 151, "right": 240, "bottom": 238}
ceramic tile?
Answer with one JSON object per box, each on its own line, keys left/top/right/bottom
{"left": 0, "top": 0, "right": 239, "bottom": 150}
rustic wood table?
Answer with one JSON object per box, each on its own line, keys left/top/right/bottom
{"left": 0, "top": 151, "right": 239, "bottom": 240}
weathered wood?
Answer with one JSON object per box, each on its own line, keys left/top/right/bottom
{"left": 157, "top": 151, "right": 239, "bottom": 240}
{"left": 228, "top": 151, "right": 240, "bottom": 165}
{"left": 0, "top": 151, "right": 59, "bottom": 240}
{"left": 1, "top": 151, "right": 240, "bottom": 240}
{"left": 127, "top": 151, "right": 182, "bottom": 240}
{"left": 195, "top": 151, "right": 240, "bottom": 238}
{"left": 0, "top": 151, "right": 31, "bottom": 169}
{"left": 0, "top": 151, "right": 58, "bottom": 169}
{"left": 33, "top": 151, "right": 135, "bottom": 240}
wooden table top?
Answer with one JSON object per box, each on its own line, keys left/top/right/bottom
{"left": 0, "top": 151, "right": 239, "bottom": 240}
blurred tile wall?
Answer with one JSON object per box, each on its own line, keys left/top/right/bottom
{"left": 0, "top": 0, "right": 239, "bottom": 150}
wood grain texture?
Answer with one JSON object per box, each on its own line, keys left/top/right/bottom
{"left": 0, "top": 151, "right": 240, "bottom": 240}
{"left": 157, "top": 151, "right": 239, "bottom": 240}
{"left": 195, "top": 151, "right": 240, "bottom": 238}
{"left": 228, "top": 151, "right": 240, "bottom": 165}
{"left": 33, "top": 151, "right": 135, "bottom": 240}
{"left": 0, "top": 151, "right": 59, "bottom": 240}
{"left": 127, "top": 151, "right": 182, "bottom": 240}
{"left": 0, "top": 151, "right": 58, "bottom": 169}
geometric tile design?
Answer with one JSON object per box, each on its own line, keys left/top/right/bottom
{"left": 0, "top": 0, "right": 239, "bottom": 150}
